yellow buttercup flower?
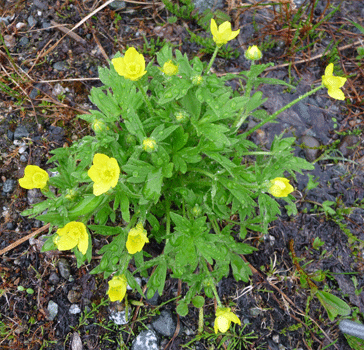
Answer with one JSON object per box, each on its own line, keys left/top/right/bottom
{"left": 19, "top": 165, "right": 49, "bottom": 190}
{"left": 142, "top": 138, "right": 157, "bottom": 153}
{"left": 322, "top": 63, "right": 347, "bottom": 100}
{"left": 54, "top": 221, "right": 88, "bottom": 255}
{"left": 112, "top": 47, "right": 147, "bottom": 81}
{"left": 214, "top": 307, "right": 241, "bottom": 333}
{"left": 210, "top": 19, "right": 240, "bottom": 47}
{"left": 107, "top": 275, "right": 127, "bottom": 302}
{"left": 126, "top": 223, "right": 149, "bottom": 254}
{"left": 88, "top": 153, "right": 120, "bottom": 196}
{"left": 160, "top": 60, "right": 178, "bottom": 76}
{"left": 245, "top": 45, "right": 262, "bottom": 60}
{"left": 269, "top": 177, "right": 294, "bottom": 198}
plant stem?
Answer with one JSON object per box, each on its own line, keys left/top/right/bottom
{"left": 242, "top": 85, "right": 323, "bottom": 138}
{"left": 205, "top": 46, "right": 219, "bottom": 74}
{"left": 136, "top": 81, "right": 155, "bottom": 116}
{"left": 202, "top": 259, "right": 222, "bottom": 307}
{"left": 198, "top": 307, "right": 204, "bottom": 335}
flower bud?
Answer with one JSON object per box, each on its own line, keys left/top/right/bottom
{"left": 244, "top": 45, "right": 262, "bottom": 60}
{"left": 142, "top": 137, "right": 157, "bottom": 153}
{"left": 192, "top": 75, "right": 203, "bottom": 85}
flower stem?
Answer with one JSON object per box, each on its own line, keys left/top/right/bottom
{"left": 198, "top": 307, "right": 204, "bottom": 334}
{"left": 202, "top": 259, "right": 222, "bottom": 307}
{"left": 242, "top": 85, "right": 323, "bottom": 138}
{"left": 205, "top": 46, "right": 220, "bottom": 74}
{"left": 136, "top": 81, "right": 155, "bottom": 116}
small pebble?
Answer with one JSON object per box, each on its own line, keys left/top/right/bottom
{"left": 58, "top": 258, "right": 71, "bottom": 280}
{"left": 69, "top": 304, "right": 81, "bottom": 314}
{"left": 47, "top": 301, "right": 59, "bottom": 321}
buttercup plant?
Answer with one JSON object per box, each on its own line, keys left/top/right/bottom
{"left": 19, "top": 18, "right": 347, "bottom": 334}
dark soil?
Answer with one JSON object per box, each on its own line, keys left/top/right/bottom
{"left": 1, "top": 0, "right": 364, "bottom": 349}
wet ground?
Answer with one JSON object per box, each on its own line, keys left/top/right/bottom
{"left": 0, "top": 0, "right": 364, "bottom": 349}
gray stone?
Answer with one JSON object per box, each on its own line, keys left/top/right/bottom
{"left": 27, "top": 189, "right": 43, "bottom": 205}
{"left": 27, "top": 16, "right": 37, "bottom": 27}
{"left": 3, "top": 179, "right": 16, "bottom": 194}
{"left": 14, "top": 126, "right": 29, "bottom": 140}
{"left": 20, "top": 154, "right": 28, "bottom": 163}
{"left": 0, "top": 16, "right": 12, "bottom": 25}
{"left": 131, "top": 329, "right": 159, "bottom": 350}
{"left": 192, "top": 0, "right": 224, "bottom": 13}
{"left": 338, "top": 135, "right": 359, "bottom": 157}
{"left": 69, "top": 304, "right": 81, "bottom": 314}
{"left": 18, "top": 37, "right": 29, "bottom": 47}
{"left": 29, "top": 88, "right": 39, "bottom": 99}
{"left": 6, "top": 222, "right": 15, "bottom": 230}
{"left": 145, "top": 289, "right": 160, "bottom": 306}
{"left": 249, "top": 307, "right": 263, "bottom": 317}
{"left": 47, "top": 300, "right": 58, "bottom": 320}
{"left": 299, "top": 135, "right": 320, "bottom": 162}
{"left": 7, "top": 130, "right": 14, "bottom": 141}
{"left": 48, "top": 272, "right": 60, "bottom": 285}
{"left": 42, "top": 20, "right": 51, "bottom": 30}
{"left": 109, "top": 305, "right": 131, "bottom": 325}
{"left": 58, "top": 258, "right": 71, "bottom": 280}
{"left": 151, "top": 309, "right": 178, "bottom": 337}
{"left": 71, "top": 332, "right": 83, "bottom": 350}
{"left": 53, "top": 61, "right": 67, "bottom": 71}
{"left": 34, "top": 0, "right": 48, "bottom": 10}
{"left": 67, "top": 290, "right": 81, "bottom": 304}
{"left": 109, "top": 0, "right": 126, "bottom": 10}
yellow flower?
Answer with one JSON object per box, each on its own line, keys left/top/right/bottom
{"left": 88, "top": 153, "right": 120, "bottom": 196}
{"left": 269, "top": 177, "right": 294, "bottom": 198}
{"left": 54, "top": 221, "right": 88, "bottom": 255}
{"left": 322, "top": 63, "right": 347, "bottom": 100}
{"left": 126, "top": 223, "right": 149, "bottom": 254}
{"left": 107, "top": 275, "right": 127, "bottom": 302}
{"left": 214, "top": 307, "right": 241, "bottom": 333}
{"left": 142, "top": 138, "right": 157, "bottom": 153}
{"left": 19, "top": 165, "right": 49, "bottom": 190}
{"left": 245, "top": 45, "right": 262, "bottom": 60}
{"left": 210, "top": 19, "right": 240, "bottom": 47}
{"left": 160, "top": 60, "right": 178, "bottom": 76}
{"left": 112, "top": 47, "right": 147, "bottom": 81}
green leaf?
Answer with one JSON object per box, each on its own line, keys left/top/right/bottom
{"left": 316, "top": 291, "right": 351, "bottom": 321}
{"left": 143, "top": 167, "right": 163, "bottom": 202}
{"left": 244, "top": 91, "right": 267, "bottom": 114}
{"left": 148, "top": 261, "right": 167, "bottom": 296}
{"left": 89, "top": 87, "right": 121, "bottom": 121}
{"left": 192, "top": 296, "right": 205, "bottom": 308}
{"left": 230, "top": 254, "right": 252, "bottom": 282}
{"left": 159, "top": 79, "right": 192, "bottom": 104}
{"left": 217, "top": 176, "right": 256, "bottom": 208}
{"left": 181, "top": 89, "right": 201, "bottom": 118}
{"left": 41, "top": 234, "right": 57, "bottom": 252}
{"left": 125, "top": 270, "right": 145, "bottom": 297}
{"left": 87, "top": 225, "right": 123, "bottom": 236}
{"left": 123, "top": 107, "right": 145, "bottom": 143}
{"left": 176, "top": 302, "right": 189, "bottom": 316}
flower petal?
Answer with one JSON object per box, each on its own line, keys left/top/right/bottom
{"left": 93, "top": 181, "right": 111, "bottom": 196}
{"left": 325, "top": 63, "right": 333, "bottom": 77}
{"left": 210, "top": 18, "right": 218, "bottom": 37}
{"left": 328, "top": 88, "right": 345, "bottom": 101}
{"left": 77, "top": 229, "right": 89, "bottom": 255}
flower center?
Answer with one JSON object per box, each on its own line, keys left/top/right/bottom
{"left": 127, "top": 63, "right": 140, "bottom": 75}
{"left": 102, "top": 168, "right": 114, "bottom": 183}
